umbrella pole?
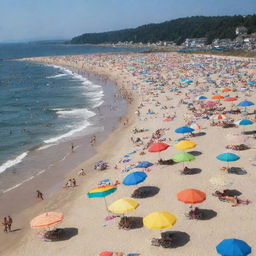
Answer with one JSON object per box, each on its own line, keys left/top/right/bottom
{"left": 103, "top": 197, "right": 109, "bottom": 215}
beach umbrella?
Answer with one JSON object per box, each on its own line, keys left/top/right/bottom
{"left": 210, "top": 114, "right": 227, "bottom": 120}
{"left": 216, "top": 153, "right": 240, "bottom": 162}
{"left": 87, "top": 185, "right": 117, "bottom": 198}
{"left": 175, "top": 140, "right": 196, "bottom": 150}
{"left": 224, "top": 97, "right": 238, "bottom": 102}
{"left": 148, "top": 142, "right": 169, "bottom": 152}
{"left": 197, "top": 96, "right": 208, "bottom": 100}
{"left": 237, "top": 100, "right": 254, "bottom": 107}
{"left": 175, "top": 126, "right": 195, "bottom": 134}
{"left": 108, "top": 198, "right": 139, "bottom": 214}
{"left": 87, "top": 185, "right": 117, "bottom": 212}
{"left": 143, "top": 211, "right": 176, "bottom": 230}
{"left": 172, "top": 152, "right": 195, "bottom": 169}
{"left": 177, "top": 189, "right": 206, "bottom": 204}
{"left": 216, "top": 153, "right": 240, "bottom": 168}
{"left": 235, "top": 119, "right": 253, "bottom": 126}
{"left": 212, "top": 95, "right": 224, "bottom": 100}
{"left": 190, "top": 123, "right": 201, "bottom": 131}
{"left": 135, "top": 161, "right": 153, "bottom": 168}
{"left": 216, "top": 238, "right": 251, "bottom": 256}
{"left": 123, "top": 172, "right": 147, "bottom": 186}
{"left": 222, "top": 88, "right": 232, "bottom": 92}
{"left": 99, "top": 252, "right": 113, "bottom": 256}
{"left": 30, "top": 212, "right": 64, "bottom": 229}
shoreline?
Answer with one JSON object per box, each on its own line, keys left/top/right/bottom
{"left": 0, "top": 52, "right": 255, "bottom": 256}
{"left": 0, "top": 63, "right": 129, "bottom": 216}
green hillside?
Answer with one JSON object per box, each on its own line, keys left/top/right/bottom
{"left": 71, "top": 15, "right": 256, "bottom": 45}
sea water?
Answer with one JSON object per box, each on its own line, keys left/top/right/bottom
{"left": 0, "top": 43, "right": 142, "bottom": 189}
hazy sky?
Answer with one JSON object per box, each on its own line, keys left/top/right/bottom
{"left": 0, "top": 0, "right": 255, "bottom": 42}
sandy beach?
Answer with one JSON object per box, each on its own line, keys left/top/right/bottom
{"left": 0, "top": 52, "right": 255, "bottom": 256}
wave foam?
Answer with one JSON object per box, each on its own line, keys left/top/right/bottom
{"left": 47, "top": 74, "right": 67, "bottom": 78}
{"left": 0, "top": 152, "right": 28, "bottom": 174}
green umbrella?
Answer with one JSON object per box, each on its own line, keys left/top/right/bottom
{"left": 172, "top": 152, "right": 195, "bottom": 169}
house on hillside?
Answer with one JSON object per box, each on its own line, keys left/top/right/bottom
{"left": 183, "top": 38, "right": 207, "bottom": 48}
{"left": 235, "top": 26, "right": 248, "bottom": 35}
{"left": 244, "top": 33, "right": 256, "bottom": 50}
{"left": 212, "top": 39, "right": 235, "bottom": 49}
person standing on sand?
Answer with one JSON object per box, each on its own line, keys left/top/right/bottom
{"left": 2, "top": 217, "right": 8, "bottom": 233}
{"left": 71, "top": 143, "right": 74, "bottom": 153}
{"left": 7, "top": 216, "right": 12, "bottom": 232}
{"left": 36, "top": 190, "right": 44, "bottom": 200}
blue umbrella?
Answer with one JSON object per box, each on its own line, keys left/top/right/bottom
{"left": 197, "top": 96, "right": 208, "bottom": 100}
{"left": 135, "top": 161, "right": 153, "bottom": 168}
{"left": 175, "top": 126, "right": 195, "bottom": 134}
{"left": 123, "top": 172, "right": 147, "bottom": 186}
{"left": 237, "top": 101, "right": 254, "bottom": 107}
{"left": 248, "top": 81, "right": 256, "bottom": 86}
{"left": 235, "top": 119, "right": 253, "bottom": 126}
{"left": 216, "top": 238, "right": 251, "bottom": 256}
{"left": 216, "top": 153, "right": 240, "bottom": 162}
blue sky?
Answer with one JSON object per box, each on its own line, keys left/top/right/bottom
{"left": 0, "top": 0, "right": 255, "bottom": 42}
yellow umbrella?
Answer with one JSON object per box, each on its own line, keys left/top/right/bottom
{"left": 143, "top": 211, "right": 176, "bottom": 230}
{"left": 108, "top": 198, "right": 139, "bottom": 214}
{"left": 175, "top": 140, "right": 196, "bottom": 150}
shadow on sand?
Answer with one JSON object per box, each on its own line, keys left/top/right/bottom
{"left": 198, "top": 209, "right": 217, "bottom": 220}
{"left": 188, "top": 151, "right": 202, "bottom": 156}
{"left": 132, "top": 186, "right": 160, "bottom": 199}
{"left": 161, "top": 231, "right": 190, "bottom": 248}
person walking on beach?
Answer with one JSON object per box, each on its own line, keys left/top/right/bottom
{"left": 2, "top": 217, "right": 8, "bottom": 233}
{"left": 71, "top": 143, "right": 75, "bottom": 153}
{"left": 36, "top": 190, "right": 44, "bottom": 200}
{"left": 7, "top": 216, "right": 12, "bottom": 232}
{"left": 90, "top": 135, "right": 96, "bottom": 146}
{"left": 78, "top": 168, "right": 86, "bottom": 176}
{"left": 72, "top": 178, "right": 77, "bottom": 187}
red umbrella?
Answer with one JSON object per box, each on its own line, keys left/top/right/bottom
{"left": 99, "top": 252, "right": 113, "bottom": 256}
{"left": 177, "top": 189, "right": 206, "bottom": 204}
{"left": 224, "top": 97, "right": 238, "bottom": 102}
{"left": 148, "top": 142, "right": 169, "bottom": 152}
{"left": 222, "top": 88, "right": 232, "bottom": 92}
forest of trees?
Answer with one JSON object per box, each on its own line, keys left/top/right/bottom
{"left": 70, "top": 15, "right": 256, "bottom": 45}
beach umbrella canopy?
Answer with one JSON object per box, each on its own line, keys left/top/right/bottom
{"left": 87, "top": 185, "right": 117, "bottom": 198}
{"left": 210, "top": 114, "right": 227, "bottom": 120}
{"left": 216, "top": 238, "right": 251, "bottom": 256}
{"left": 177, "top": 189, "right": 206, "bottom": 204}
{"left": 108, "top": 198, "right": 139, "bottom": 214}
{"left": 212, "top": 95, "right": 224, "bottom": 100}
{"left": 148, "top": 142, "right": 169, "bottom": 152}
{"left": 224, "top": 97, "right": 238, "bottom": 102}
{"left": 143, "top": 211, "right": 176, "bottom": 230}
{"left": 222, "top": 88, "right": 232, "bottom": 92}
{"left": 99, "top": 252, "right": 113, "bottom": 256}
{"left": 135, "top": 161, "right": 153, "bottom": 168}
{"left": 175, "top": 126, "right": 195, "bottom": 134}
{"left": 30, "top": 212, "right": 64, "bottom": 229}
{"left": 216, "top": 153, "right": 240, "bottom": 162}
{"left": 175, "top": 140, "right": 196, "bottom": 150}
{"left": 172, "top": 152, "right": 195, "bottom": 162}
{"left": 237, "top": 101, "right": 254, "bottom": 107}
{"left": 190, "top": 123, "right": 201, "bottom": 130}
{"left": 197, "top": 96, "right": 208, "bottom": 100}
{"left": 123, "top": 172, "right": 147, "bottom": 186}
{"left": 235, "top": 119, "right": 253, "bottom": 126}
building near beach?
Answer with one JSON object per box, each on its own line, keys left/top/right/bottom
{"left": 183, "top": 38, "right": 207, "bottom": 48}
{"left": 235, "top": 26, "right": 248, "bottom": 35}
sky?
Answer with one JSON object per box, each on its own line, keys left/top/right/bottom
{"left": 0, "top": 0, "right": 255, "bottom": 42}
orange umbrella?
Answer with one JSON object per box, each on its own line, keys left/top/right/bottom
{"left": 30, "top": 212, "right": 64, "bottom": 229}
{"left": 212, "top": 95, "right": 224, "bottom": 100}
{"left": 177, "top": 189, "right": 206, "bottom": 204}
{"left": 222, "top": 88, "right": 232, "bottom": 92}
{"left": 148, "top": 142, "right": 169, "bottom": 152}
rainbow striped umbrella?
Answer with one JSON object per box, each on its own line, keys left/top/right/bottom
{"left": 87, "top": 185, "right": 117, "bottom": 212}
{"left": 87, "top": 185, "right": 117, "bottom": 198}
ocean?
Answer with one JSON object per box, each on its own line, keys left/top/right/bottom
{"left": 0, "top": 43, "right": 142, "bottom": 199}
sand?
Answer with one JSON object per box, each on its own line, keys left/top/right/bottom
{"left": 0, "top": 52, "right": 255, "bottom": 256}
